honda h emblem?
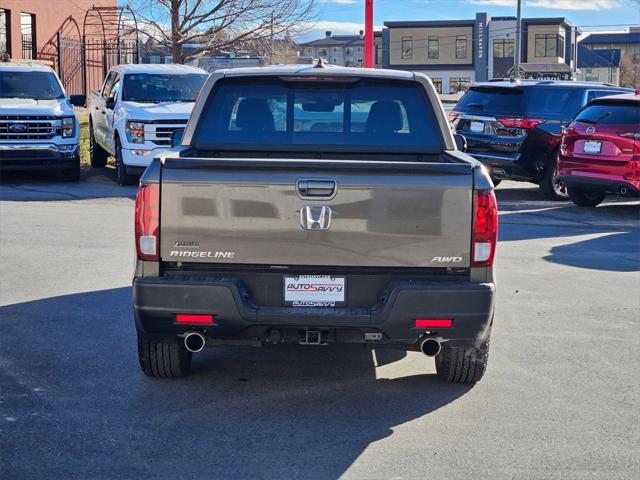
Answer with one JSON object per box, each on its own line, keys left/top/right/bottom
{"left": 300, "top": 205, "right": 332, "bottom": 231}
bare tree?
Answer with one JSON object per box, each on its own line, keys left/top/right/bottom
{"left": 620, "top": 54, "right": 640, "bottom": 88}
{"left": 130, "top": 0, "right": 315, "bottom": 64}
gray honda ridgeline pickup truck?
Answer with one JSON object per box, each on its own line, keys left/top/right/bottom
{"left": 133, "top": 65, "right": 498, "bottom": 383}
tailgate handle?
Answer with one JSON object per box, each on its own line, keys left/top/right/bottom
{"left": 297, "top": 180, "right": 336, "bottom": 198}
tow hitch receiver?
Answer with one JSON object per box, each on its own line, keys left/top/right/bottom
{"left": 301, "top": 330, "right": 322, "bottom": 345}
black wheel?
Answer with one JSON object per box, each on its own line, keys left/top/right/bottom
{"left": 435, "top": 338, "right": 490, "bottom": 383}
{"left": 490, "top": 176, "right": 502, "bottom": 187}
{"left": 115, "top": 138, "right": 137, "bottom": 186}
{"left": 137, "top": 334, "right": 192, "bottom": 378}
{"left": 539, "top": 150, "right": 569, "bottom": 201}
{"left": 567, "top": 187, "right": 606, "bottom": 207}
{"left": 60, "top": 156, "right": 80, "bottom": 182}
{"left": 89, "top": 122, "right": 107, "bottom": 168}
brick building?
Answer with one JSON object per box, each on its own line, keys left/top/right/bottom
{"left": 0, "top": 0, "right": 115, "bottom": 60}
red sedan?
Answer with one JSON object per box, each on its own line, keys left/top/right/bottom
{"left": 558, "top": 92, "right": 640, "bottom": 207}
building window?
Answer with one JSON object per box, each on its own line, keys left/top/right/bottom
{"left": 450, "top": 77, "right": 471, "bottom": 93}
{"left": 164, "top": 56, "right": 173, "bottom": 64}
{"left": 319, "top": 49, "right": 327, "bottom": 57}
{"left": 584, "top": 68, "right": 599, "bottom": 81}
{"left": 333, "top": 47, "right": 339, "bottom": 52}
{"left": 401, "top": 36, "right": 413, "bottom": 59}
{"left": 307, "top": 48, "right": 313, "bottom": 55}
{"left": 431, "top": 78, "right": 442, "bottom": 94}
{"left": 456, "top": 36, "right": 467, "bottom": 59}
{"left": 0, "top": 9, "right": 9, "bottom": 56}
{"left": 150, "top": 55, "right": 161, "bottom": 64}
{"left": 535, "top": 34, "right": 564, "bottom": 57}
{"left": 357, "top": 47, "right": 363, "bottom": 52}
{"left": 428, "top": 36, "right": 439, "bottom": 60}
{"left": 331, "top": 57, "right": 337, "bottom": 64}
{"left": 21, "top": 12, "right": 36, "bottom": 60}
{"left": 493, "top": 39, "right": 515, "bottom": 58}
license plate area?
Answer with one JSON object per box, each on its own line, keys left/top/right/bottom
{"left": 284, "top": 275, "right": 346, "bottom": 307}
{"left": 583, "top": 140, "right": 602, "bottom": 154}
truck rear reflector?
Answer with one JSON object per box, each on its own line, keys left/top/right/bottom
{"left": 176, "top": 314, "right": 214, "bottom": 324}
{"left": 415, "top": 318, "right": 452, "bottom": 328}
{"left": 135, "top": 183, "right": 160, "bottom": 261}
{"left": 472, "top": 189, "right": 498, "bottom": 267}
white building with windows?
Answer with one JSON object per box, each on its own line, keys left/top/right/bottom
{"left": 300, "top": 31, "right": 366, "bottom": 67}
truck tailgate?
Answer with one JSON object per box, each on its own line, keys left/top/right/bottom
{"left": 160, "top": 158, "right": 473, "bottom": 268}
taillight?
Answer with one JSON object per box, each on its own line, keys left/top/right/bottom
{"left": 135, "top": 183, "right": 160, "bottom": 261}
{"left": 472, "top": 189, "right": 498, "bottom": 267}
{"left": 498, "top": 117, "right": 544, "bottom": 129}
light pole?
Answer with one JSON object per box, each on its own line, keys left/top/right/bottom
{"left": 514, "top": 0, "right": 522, "bottom": 79}
{"left": 364, "top": 0, "right": 374, "bottom": 68}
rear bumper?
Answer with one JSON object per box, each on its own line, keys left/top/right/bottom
{"left": 0, "top": 143, "right": 79, "bottom": 171}
{"left": 557, "top": 175, "right": 640, "bottom": 197}
{"left": 467, "top": 152, "right": 531, "bottom": 181}
{"left": 133, "top": 275, "right": 495, "bottom": 350}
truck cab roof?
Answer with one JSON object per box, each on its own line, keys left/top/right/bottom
{"left": 218, "top": 63, "right": 417, "bottom": 81}
{"left": 107, "top": 64, "right": 207, "bottom": 75}
{"left": 0, "top": 62, "right": 56, "bottom": 73}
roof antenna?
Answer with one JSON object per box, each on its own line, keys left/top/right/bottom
{"left": 314, "top": 57, "right": 325, "bottom": 68}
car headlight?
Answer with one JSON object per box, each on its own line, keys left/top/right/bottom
{"left": 126, "top": 121, "right": 145, "bottom": 144}
{"left": 61, "top": 117, "right": 75, "bottom": 138}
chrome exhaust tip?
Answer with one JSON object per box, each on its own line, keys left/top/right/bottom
{"left": 420, "top": 338, "right": 441, "bottom": 357}
{"left": 184, "top": 332, "right": 205, "bottom": 353}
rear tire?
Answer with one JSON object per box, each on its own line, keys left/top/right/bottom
{"left": 89, "top": 122, "right": 108, "bottom": 168}
{"left": 137, "top": 334, "right": 192, "bottom": 378}
{"left": 567, "top": 187, "right": 606, "bottom": 207}
{"left": 539, "top": 150, "right": 569, "bottom": 201}
{"left": 115, "top": 138, "right": 137, "bottom": 186}
{"left": 435, "top": 338, "right": 490, "bottom": 383}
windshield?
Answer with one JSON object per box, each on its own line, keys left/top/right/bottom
{"left": 122, "top": 73, "right": 207, "bottom": 103}
{"left": 0, "top": 71, "right": 65, "bottom": 99}
{"left": 194, "top": 79, "right": 443, "bottom": 151}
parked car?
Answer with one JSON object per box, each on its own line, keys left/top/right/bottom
{"left": 557, "top": 92, "right": 640, "bottom": 207}
{"left": 88, "top": 64, "right": 208, "bottom": 185}
{"left": 0, "top": 62, "right": 84, "bottom": 180}
{"left": 451, "top": 80, "right": 633, "bottom": 200}
{"left": 132, "top": 65, "right": 498, "bottom": 383}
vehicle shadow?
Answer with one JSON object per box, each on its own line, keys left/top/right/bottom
{"left": 0, "top": 287, "right": 472, "bottom": 479}
{"left": 0, "top": 167, "right": 136, "bottom": 201}
{"left": 497, "top": 198, "right": 639, "bottom": 272}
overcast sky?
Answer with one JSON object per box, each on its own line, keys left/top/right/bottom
{"left": 302, "top": 0, "right": 640, "bottom": 40}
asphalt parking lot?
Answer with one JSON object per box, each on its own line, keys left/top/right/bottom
{"left": 1, "top": 167, "right": 639, "bottom": 479}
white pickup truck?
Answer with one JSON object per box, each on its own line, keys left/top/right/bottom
{"left": 0, "top": 62, "right": 84, "bottom": 181}
{"left": 88, "top": 64, "right": 208, "bottom": 185}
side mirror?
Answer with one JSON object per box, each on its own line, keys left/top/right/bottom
{"left": 170, "top": 128, "right": 185, "bottom": 148}
{"left": 105, "top": 97, "right": 116, "bottom": 110}
{"left": 69, "top": 94, "right": 86, "bottom": 107}
{"left": 454, "top": 133, "right": 468, "bottom": 153}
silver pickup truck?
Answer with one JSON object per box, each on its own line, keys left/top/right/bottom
{"left": 133, "top": 65, "right": 498, "bottom": 383}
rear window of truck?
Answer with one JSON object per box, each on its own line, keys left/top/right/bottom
{"left": 193, "top": 79, "right": 443, "bottom": 150}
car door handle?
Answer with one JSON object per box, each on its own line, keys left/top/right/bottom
{"left": 297, "top": 180, "right": 336, "bottom": 199}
